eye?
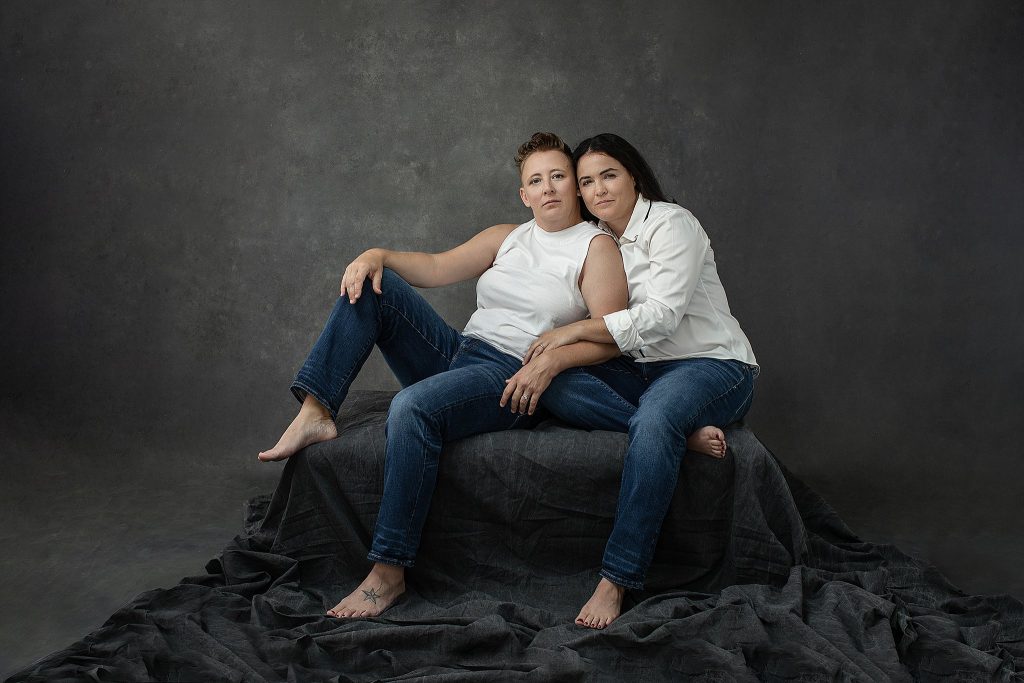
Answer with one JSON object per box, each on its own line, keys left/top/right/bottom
{"left": 580, "top": 178, "right": 592, "bottom": 186}
{"left": 529, "top": 178, "right": 541, "bottom": 185}
{"left": 603, "top": 172, "right": 616, "bottom": 180}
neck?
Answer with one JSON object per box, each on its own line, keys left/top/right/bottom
{"left": 535, "top": 210, "right": 583, "bottom": 232}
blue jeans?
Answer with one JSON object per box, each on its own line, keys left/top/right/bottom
{"left": 292, "top": 269, "right": 534, "bottom": 567}
{"left": 542, "top": 356, "right": 758, "bottom": 589}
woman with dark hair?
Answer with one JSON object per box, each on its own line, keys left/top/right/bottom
{"left": 258, "top": 132, "right": 629, "bottom": 617}
{"left": 514, "top": 133, "right": 759, "bottom": 629}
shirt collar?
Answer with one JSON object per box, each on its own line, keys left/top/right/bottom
{"left": 600, "top": 194, "right": 649, "bottom": 243}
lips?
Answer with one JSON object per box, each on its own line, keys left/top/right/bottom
{"left": 542, "top": 199, "right": 561, "bottom": 207}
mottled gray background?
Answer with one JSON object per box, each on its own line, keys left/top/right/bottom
{"left": 2, "top": 0, "right": 1022, "bottom": 674}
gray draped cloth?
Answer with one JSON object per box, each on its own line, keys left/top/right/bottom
{"left": 8, "top": 391, "right": 1023, "bottom": 681}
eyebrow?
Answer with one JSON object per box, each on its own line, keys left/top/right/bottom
{"left": 529, "top": 168, "right": 569, "bottom": 178}
{"left": 578, "top": 167, "right": 615, "bottom": 181}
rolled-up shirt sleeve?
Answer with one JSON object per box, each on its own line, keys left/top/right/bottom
{"left": 602, "top": 210, "right": 710, "bottom": 353}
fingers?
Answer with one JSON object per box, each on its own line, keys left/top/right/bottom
{"left": 503, "top": 372, "right": 548, "bottom": 415}
{"left": 526, "top": 388, "right": 541, "bottom": 415}
{"left": 347, "top": 272, "right": 364, "bottom": 303}
{"left": 524, "top": 342, "right": 538, "bottom": 365}
{"left": 340, "top": 264, "right": 379, "bottom": 304}
{"left": 524, "top": 341, "right": 547, "bottom": 365}
{"left": 499, "top": 379, "right": 516, "bottom": 408}
{"left": 511, "top": 386, "right": 529, "bottom": 414}
{"left": 372, "top": 268, "right": 383, "bottom": 295}
{"left": 510, "top": 387, "right": 528, "bottom": 414}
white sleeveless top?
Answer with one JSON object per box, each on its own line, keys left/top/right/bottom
{"left": 463, "top": 220, "right": 606, "bottom": 360}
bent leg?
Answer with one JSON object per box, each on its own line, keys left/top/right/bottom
{"left": 368, "top": 345, "right": 528, "bottom": 566}
{"left": 601, "top": 358, "right": 757, "bottom": 590}
{"left": 263, "top": 270, "right": 461, "bottom": 462}
{"left": 292, "top": 269, "right": 461, "bottom": 419}
{"left": 329, "top": 343, "right": 529, "bottom": 618}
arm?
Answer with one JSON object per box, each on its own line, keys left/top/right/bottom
{"left": 339, "top": 223, "right": 517, "bottom": 302}
{"left": 602, "top": 210, "right": 708, "bottom": 351}
{"left": 501, "top": 235, "right": 628, "bottom": 414}
{"left": 524, "top": 209, "right": 709, "bottom": 357}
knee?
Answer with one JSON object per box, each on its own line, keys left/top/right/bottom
{"left": 386, "top": 386, "right": 434, "bottom": 431}
{"left": 379, "top": 268, "right": 411, "bottom": 295}
{"left": 627, "top": 410, "right": 687, "bottom": 455}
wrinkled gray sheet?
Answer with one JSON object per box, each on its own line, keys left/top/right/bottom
{"left": 9, "top": 391, "right": 1023, "bottom": 681}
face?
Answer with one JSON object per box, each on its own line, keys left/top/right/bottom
{"left": 576, "top": 152, "right": 637, "bottom": 231}
{"left": 519, "top": 149, "right": 581, "bottom": 230}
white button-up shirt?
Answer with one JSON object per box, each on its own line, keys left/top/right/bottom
{"left": 601, "top": 195, "right": 757, "bottom": 366}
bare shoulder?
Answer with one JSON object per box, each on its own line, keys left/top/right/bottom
{"left": 585, "top": 233, "right": 621, "bottom": 258}
{"left": 482, "top": 222, "right": 519, "bottom": 237}
{"left": 472, "top": 222, "right": 520, "bottom": 249}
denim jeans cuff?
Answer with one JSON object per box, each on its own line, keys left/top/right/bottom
{"left": 290, "top": 379, "right": 338, "bottom": 422}
{"left": 599, "top": 567, "right": 644, "bottom": 591}
{"left": 367, "top": 550, "right": 416, "bottom": 568}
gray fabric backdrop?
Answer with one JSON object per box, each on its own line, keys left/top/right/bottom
{"left": 2, "top": 0, "right": 1022, "bottom": 605}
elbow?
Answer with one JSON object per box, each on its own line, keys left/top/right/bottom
{"left": 643, "top": 300, "right": 682, "bottom": 342}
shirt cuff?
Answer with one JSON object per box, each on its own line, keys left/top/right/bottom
{"left": 603, "top": 310, "right": 643, "bottom": 353}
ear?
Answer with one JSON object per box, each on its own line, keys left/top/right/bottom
{"left": 519, "top": 186, "right": 530, "bottom": 207}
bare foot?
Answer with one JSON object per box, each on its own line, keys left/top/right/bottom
{"left": 327, "top": 563, "right": 406, "bottom": 618}
{"left": 575, "top": 577, "right": 625, "bottom": 629}
{"left": 686, "top": 425, "right": 726, "bottom": 458}
{"left": 258, "top": 394, "right": 338, "bottom": 461}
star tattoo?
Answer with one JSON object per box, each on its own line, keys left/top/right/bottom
{"left": 361, "top": 585, "right": 382, "bottom": 605}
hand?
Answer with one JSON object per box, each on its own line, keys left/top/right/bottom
{"left": 523, "top": 324, "right": 581, "bottom": 364}
{"left": 340, "top": 249, "right": 386, "bottom": 303}
{"left": 499, "top": 354, "right": 560, "bottom": 415}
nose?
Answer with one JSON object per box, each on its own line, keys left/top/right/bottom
{"left": 594, "top": 180, "right": 607, "bottom": 196}
{"left": 542, "top": 178, "right": 555, "bottom": 194}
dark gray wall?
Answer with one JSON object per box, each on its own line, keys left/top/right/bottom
{"left": 3, "top": 0, "right": 1022, "bottom": 597}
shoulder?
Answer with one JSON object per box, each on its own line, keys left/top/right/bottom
{"left": 644, "top": 202, "right": 708, "bottom": 242}
{"left": 473, "top": 222, "right": 525, "bottom": 250}
{"left": 568, "top": 220, "right": 611, "bottom": 243}
{"left": 479, "top": 222, "right": 523, "bottom": 239}
{"left": 585, "top": 231, "right": 619, "bottom": 256}
{"left": 648, "top": 200, "right": 698, "bottom": 225}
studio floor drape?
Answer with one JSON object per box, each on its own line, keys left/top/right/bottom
{"left": 8, "top": 391, "right": 1023, "bottom": 681}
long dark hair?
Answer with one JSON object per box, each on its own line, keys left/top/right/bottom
{"left": 572, "top": 134, "right": 670, "bottom": 204}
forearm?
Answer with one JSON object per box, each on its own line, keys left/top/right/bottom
{"left": 570, "top": 318, "right": 617, "bottom": 345}
{"left": 375, "top": 249, "right": 444, "bottom": 288}
{"left": 543, "top": 340, "right": 620, "bottom": 373}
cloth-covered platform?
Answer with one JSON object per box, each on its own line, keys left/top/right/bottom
{"left": 8, "top": 390, "right": 1023, "bottom": 681}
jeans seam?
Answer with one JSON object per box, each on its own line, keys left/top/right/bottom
{"left": 686, "top": 364, "right": 750, "bottom": 430}
{"left": 448, "top": 337, "right": 473, "bottom": 368}
{"left": 381, "top": 300, "right": 456, "bottom": 366}
{"left": 728, "top": 381, "right": 755, "bottom": 424}
{"left": 399, "top": 385, "right": 514, "bottom": 553}
{"left": 324, "top": 308, "right": 379, "bottom": 412}
{"left": 576, "top": 371, "right": 638, "bottom": 415}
